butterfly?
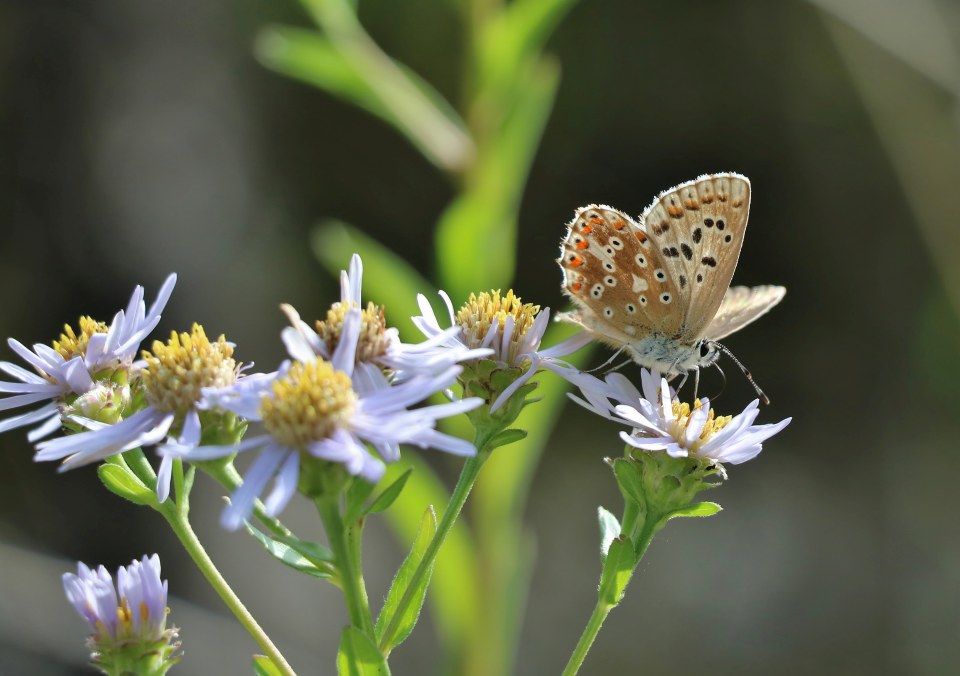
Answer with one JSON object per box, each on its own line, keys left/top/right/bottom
{"left": 557, "top": 172, "right": 784, "bottom": 400}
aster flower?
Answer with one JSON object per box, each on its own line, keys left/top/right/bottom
{"left": 178, "top": 307, "right": 483, "bottom": 530}
{"left": 0, "top": 274, "right": 176, "bottom": 440}
{"left": 281, "top": 254, "right": 491, "bottom": 391}
{"left": 35, "top": 324, "right": 238, "bottom": 502}
{"left": 571, "top": 368, "right": 791, "bottom": 466}
{"left": 411, "top": 289, "right": 593, "bottom": 413}
{"left": 63, "top": 554, "right": 180, "bottom": 674}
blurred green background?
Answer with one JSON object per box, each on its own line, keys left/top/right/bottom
{"left": 2, "top": 0, "right": 960, "bottom": 674}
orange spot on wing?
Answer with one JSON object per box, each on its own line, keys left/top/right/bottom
{"left": 571, "top": 282, "right": 582, "bottom": 292}
{"left": 613, "top": 220, "right": 625, "bottom": 230}
{"left": 576, "top": 240, "right": 588, "bottom": 250}
{"left": 581, "top": 224, "right": 592, "bottom": 235}
{"left": 635, "top": 232, "right": 648, "bottom": 242}
{"left": 589, "top": 217, "right": 604, "bottom": 225}
{"left": 569, "top": 256, "right": 583, "bottom": 267}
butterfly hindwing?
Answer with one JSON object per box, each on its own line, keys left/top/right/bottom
{"left": 641, "top": 173, "right": 751, "bottom": 340}
{"left": 705, "top": 285, "right": 785, "bottom": 341}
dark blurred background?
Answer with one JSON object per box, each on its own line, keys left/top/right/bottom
{"left": 3, "top": 0, "right": 960, "bottom": 674}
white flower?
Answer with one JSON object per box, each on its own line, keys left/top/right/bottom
{"left": 0, "top": 274, "right": 176, "bottom": 440}
{"left": 34, "top": 325, "right": 236, "bottom": 502}
{"left": 571, "top": 368, "right": 791, "bottom": 465}
{"left": 178, "top": 307, "right": 483, "bottom": 530}
{"left": 412, "top": 289, "right": 593, "bottom": 412}
{"left": 281, "top": 254, "right": 491, "bottom": 393}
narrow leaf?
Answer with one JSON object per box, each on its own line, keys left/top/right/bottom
{"left": 488, "top": 428, "right": 528, "bottom": 450}
{"left": 598, "top": 537, "right": 636, "bottom": 606}
{"left": 375, "top": 506, "right": 438, "bottom": 652}
{"left": 97, "top": 464, "right": 157, "bottom": 507}
{"left": 365, "top": 468, "right": 412, "bottom": 515}
{"left": 345, "top": 475, "right": 378, "bottom": 523}
{"left": 667, "top": 501, "right": 723, "bottom": 520}
{"left": 252, "top": 655, "right": 284, "bottom": 676}
{"left": 597, "top": 506, "right": 621, "bottom": 561}
{"left": 243, "top": 523, "right": 335, "bottom": 579}
{"left": 612, "top": 457, "right": 646, "bottom": 507}
{"left": 337, "top": 626, "right": 391, "bottom": 676}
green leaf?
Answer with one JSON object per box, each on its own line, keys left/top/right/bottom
{"left": 365, "top": 468, "right": 412, "bottom": 515}
{"left": 597, "top": 537, "right": 636, "bottom": 607}
{"left": 666, "top": 501, "right": 722, "bottom": 520}
{"left": 252, "top": 655, "right": 284, "bottom": 676}
{"left": 243, "top": 522, "right": 335, "bottom": 579}
{"left": 375, "top": 506, "right": 438, "bottom": 653}
{"left": 487, "top": 428, "right": 528, "bottom": 450}
{"left": 336, "top": 626, "right": 391, "bottom": 676}
{"left": 612, "top": 457, "right": 645, "bottom": 507}
{"left": 597, "top": 506, "right": 621, "bottom": 561}
{"left": 435, "top": 57, "right": 560, "bottom": 300}
{"left": 255, "top": 25, "right": 470, "bottom": 172}
{"left": 344, "top": 476, "right": 378, "bottom": 523}
{"left": 310, "top": 221, "right": 433, "bottom": 344}
{"left": 97, "top": 463, "right": 157, "bottom": 507}
{"left": 379, "top": 457, "right": 479, "bottom": 657}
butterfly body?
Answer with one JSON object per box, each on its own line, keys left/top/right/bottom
{"left": 558, "top": 172, "right": 784, "bottom": 378}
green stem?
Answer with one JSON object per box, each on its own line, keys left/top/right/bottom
{"left": 377, "top": 427, "right": 496, "bottom": 654}
{"left": 159, "top": 502, "right": 295, "bottom": 676}
{"left": 560, "top": 513, "right": 662, "bottom": 676}
{"left": 316, "top": 495, "right": 376, "bottom": 637}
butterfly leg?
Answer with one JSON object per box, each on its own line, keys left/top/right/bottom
{"left": 587, "top": 345, "right": 627, "bottom": 374}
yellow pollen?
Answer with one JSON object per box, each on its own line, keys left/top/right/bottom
{"left": 316, "top": 302, "right": 390, "bottom": 363}
{"left": 670, "top": 399, "right": 731, "bottom": 448}
{"left": 456, "top": 290, "right": 540, "bottom": 364}
{"left": 52, "top": 316, "right": 108, "bottom": 361}
{"left": 140, "top": 324, "right": 237, "bottom": 414}
{"left": 260, "top": 359, "right": 357, "bottom": 448}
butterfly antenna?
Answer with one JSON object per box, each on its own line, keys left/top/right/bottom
{"left": 710, "top": 363, "right": 728, "bottom": 401}
{"left": 712, "top": 341, "right": 771, "bottom": 405}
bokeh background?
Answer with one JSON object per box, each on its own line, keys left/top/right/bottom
{"left": 3, "top": 0, "right": 960, "bottom": 674}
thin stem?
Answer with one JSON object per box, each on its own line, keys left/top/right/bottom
{"left": 159, "top": 502, "right": 295, "bottom": 676}
{"left": 560, "top": 512, "right": 662, "bottom": 676}
{"left": 377, "top": 427, "right": 496, "bottom": 654}
{"left": 316, "top": 495, "right": 376, "bottom": 637}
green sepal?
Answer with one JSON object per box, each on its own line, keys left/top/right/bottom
{"left": 666, "top": 501, "right": 722, "bottom": 520}
{"left": 597, "top": 536, "right": 636, "bottom": 607}
{"left": 243, "top": 522, "right": 336, "bottom": 580}
{"left": 337, "top": 626, "right": 391, "bottom": 676}
{"left": 375, "top": 506, "right": 438, "bottom": 653}
{"left": 488, "top": 428, "right": 528, "bottom": 450}
{"left": 611, "top": 457, "right": 645, "bottom": 507}
{"left": 597, "top": 506, "right": 621, "bottom": 561}
{"left": 253, "top": 655, "right": 284, "bottom": 676}
{"left": 98, "top": 462, "right": 158, "bottom": 508}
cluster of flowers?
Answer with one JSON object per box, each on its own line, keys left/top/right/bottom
{"left": 1, "top": 256, "right": 789, "bottom": 526}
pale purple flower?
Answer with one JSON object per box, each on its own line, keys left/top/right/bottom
{"left": 0, "top": 274, "right": 176, "bottom": 440}
{"left": 411, "top": 289, "right": 593, "bottom": 412}
{"left": 63, "top": 554, "right": 170, "bottom": 642}
{"left": 178, "top": 307, "right": 483, "bottom": 530}
{"left": 281, "top": 254, "right": 491, "bottom": 392}
{"left": 571, "top": 368, "right": 791, "bottom": 465}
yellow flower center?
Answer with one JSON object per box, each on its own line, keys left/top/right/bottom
{"left": 668, "top": 399, "right": 732, "bottom": 451}
{"left": 53, "top": 316, "right": 108, "bottom": 362}
{"left": 140, "top": 324, "right": 237, "bottom": 414}
{"left": 315, "top": 302, "right": 390, "bottom": 364}
{"left": 456, "top": 290, "right": 540, "bottom": 365}
{"left": 260, "top": 359, "right": 357, "bottom": 448}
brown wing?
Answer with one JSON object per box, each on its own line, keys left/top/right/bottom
{"left": 558, "top": 204, "right": 676, "bottom": 344}
{"left": 640, "top": 173, "right": 751, "bottom": 339}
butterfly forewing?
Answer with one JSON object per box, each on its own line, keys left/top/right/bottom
{"left": 559, "top": 205, "right": 672, "bottom": 345}
{"left": 641, "top": 173, "right": 751, "bottom": 340}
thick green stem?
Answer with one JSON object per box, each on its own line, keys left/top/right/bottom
{"left": 317, "top": 496, "right": 375, "bottom": 637}
{"left": 377, "top": 428, "right": 496, "bottom": 654}
{"left": 561, "top": 513, "right": 662, "bottom": 676}
{"left": 159, "top": 503, "right": 295, "bottom": 676}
